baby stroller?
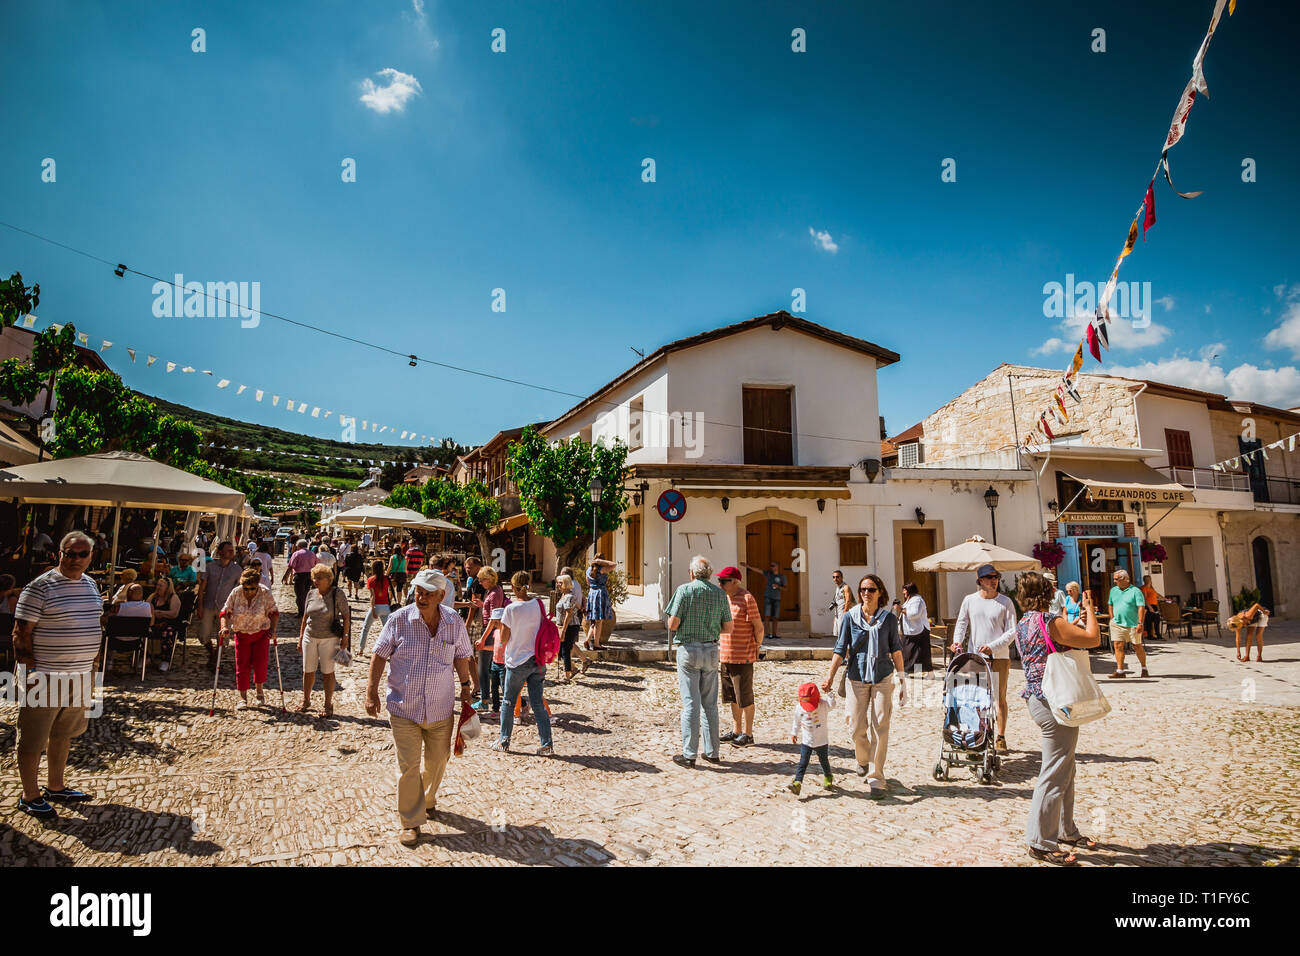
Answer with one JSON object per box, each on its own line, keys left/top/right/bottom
{"left": 933, "top": 651, "right": 1000, "bottom": 785}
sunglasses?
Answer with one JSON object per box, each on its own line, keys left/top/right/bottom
{"left": 62, "top": 550, "right": 92, "bottom": 559}
{"left": 859, "top": 586, "right": 878, "bottom": 593}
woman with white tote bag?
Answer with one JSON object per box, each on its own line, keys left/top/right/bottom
{"left": 980, "top": 571, "right": 1103, "bottom": 866}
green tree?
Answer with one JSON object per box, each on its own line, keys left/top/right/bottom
{"left": 379, "top": 461, "right": 408, "bottom": 490}
{"left": 382, "top": 482, "right": 423, "bottom": 511}
{"left": 506, "top": 426, "right": 629, "bottom": 573}
{"left": 0, "top": 272, "right": 39, "bottom": 328}
{"left": 52, "top": 367, "right": 205, "bottom": 466}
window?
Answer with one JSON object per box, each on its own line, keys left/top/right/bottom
{"left": 742, "top": 386, "right": 794, "bottom": 465}
{"left": 1055, "top": 473, "right": 1123, "bottom": 514}
{"left": 624, "top": 514, "right": 642, "bottom": 585}
{"left": 1165, "top": 429, "right": 1194, "bottom": 469}
{"left": 628, "top": 396, "right": 645, "bottom": 452}
{"left": 898, "top": 442, "right": 919, "bottom": 467}
{"left": 838, "top": 535, "right": 868, "bottom": 565}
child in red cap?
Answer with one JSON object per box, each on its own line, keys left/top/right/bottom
{"left": 789, "top": 681, "right": 835, "bottom": 794}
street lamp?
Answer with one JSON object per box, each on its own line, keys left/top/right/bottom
{"left": 983, "top": 485, "right": 1000, "bottom": 545}
{"left": 588, "top": 477, "right": 603, "bottom": 559}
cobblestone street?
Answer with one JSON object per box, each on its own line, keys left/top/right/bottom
{"left": 3, "top": 570, "right": 1298, "bottom": 867}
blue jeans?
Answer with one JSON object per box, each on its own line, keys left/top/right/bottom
{"left": 676, "top": 641, "right": 720, "bottom": 759}
{"left": 499, "top": 657, "right": 552, "bottom": 748}
{"left": 358, "top": 604, "right": 390, "bottom": 655}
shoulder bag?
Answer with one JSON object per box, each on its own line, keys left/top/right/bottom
{"left": 1039, "top": 613, "right": 1110, "bottom": 727}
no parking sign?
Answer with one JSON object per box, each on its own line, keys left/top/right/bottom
{"left": 657, "top": 489, "right": 686, "bottom": 522}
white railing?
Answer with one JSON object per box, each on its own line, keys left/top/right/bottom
{"left": 1159, "top": 465, "right": 1251, "bottom": 492}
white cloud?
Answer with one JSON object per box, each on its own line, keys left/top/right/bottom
{"left": 1199, "top": 342, "right": 1226, "bottom": 362}
{"left": 809, "top": 228, "right": 838, "bottom": 254}
{"left": 405, "top": 0, "right": 439, "bottom": 52}
{"left": 1263, "top": 301, "right": 1300, "bottom": 359}
{"left": 1033, "top": 310, "right": 1171, "bottom": 355}
{"left": 359, "top": 68, "right": 423, "bottom": 113}
{"left": 1154, "top": 295, "right": 1175, "bottom": 311}
{"left": 1204, "top": 304, "right": 1212, "bottom": 314}
{"left": 1104, "top": 356, "right": 1300, "bottom": 408}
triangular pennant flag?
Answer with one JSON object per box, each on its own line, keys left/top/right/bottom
{"left": 77, "top": 332, "right": 89, "bottom": 345}
{"left": 1164, "top": 80, "right": 1198, "bottom": 152}
{"left": 362, "top": 421, "right": 367, "bottom": 429}
{"left": 325, "top": 411, "right": 332, "bottom": 419}
{"left": 1143, "top": 182, "right": 1156, "bottom": 238}
{"left": 1162, "top": 155, "right": 1203, "bottom": 199}
{"left": 298, "top": 404, "right": 307, "bottom": 414}
{"left": 286, "top": 400, "right": 295, "bottom": 411}
{"left": 1118, "top": 217, "right": 1139, "bottom": 261}
{"left": 1069, "top": 344, "right": 1084, "bottom": 378}
{"left": 1268, "top": 440, "right": 1283, "bottom": 451}
{"left": 1212, "top": 464, "right": 1222, "bottom": 472}
{"left": 256, "top": 390, "right": 264, "bottom": 402}
{"left": 22, "top": 314, "right": 36, "bottom": 328}
{"left": 182, "top": 366, "right": 195, "bottom": 373}
{"left": 202, "top": 370, "right": 212, "bottom": 376}
{"left": 1086, "top": 323, "right": 1101, "bottom": 362}
{"left": 311, "top": 407, "right": 320, "bottom": 417}
{"left": 126, "top": 348, "right": 136, "bottom": 362}
{"left": 147, "top": 354, "right": 157, "bottom": 366}
{"left": 1054, "top": 391, "right": 1068, "bottom": 420}
{"left": 166, "top": 362, "right": 176, "bottom": 373}
{"left": 1230, "top": 458, "right": 1239, "bottom": 469}
{"left": 273, "top": 395, "right": 280, "bottom": 406}
{"left": 1040, "top": 415, "right": 1055, "bottom": 440}
{"left": 99, "top": 340, "right": 113, "bottom": 352}
{"left": 1063, "top": 379, "right": 1082, "bottom": 404}
{"left": 217, "top": 379, "right": 231, "bottom": 388}
{"left": 1094, "top": 318, "right": 1109, "bottom": 351}
{"left": 1290, "top": 434, "right": 1297, "bottom": 452}
{"left": 236, "top": 384, "right": 247, "bottom": 394}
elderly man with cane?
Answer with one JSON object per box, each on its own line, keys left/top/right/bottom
{"left": 366, "top": 568, "right": 474, "bottom": 847}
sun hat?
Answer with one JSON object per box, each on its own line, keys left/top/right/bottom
{"left": 798, "top": 682, "right": 820, "bottom": 712}
{"left": 411, "top": 568, "right": 450, "bottom": 594}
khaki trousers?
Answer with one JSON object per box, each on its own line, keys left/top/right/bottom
{"left": 846, "top": 674, "right": 895, "bottom": 790}
{"left": 390, "top": 714, "right": 453, "bottom": 829}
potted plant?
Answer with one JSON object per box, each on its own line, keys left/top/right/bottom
{"left": 1032, "top": 541, "right": 1065, "bottom": 571}
{"left": 1140, "top": 540, "right": 1167, "bottom": 564}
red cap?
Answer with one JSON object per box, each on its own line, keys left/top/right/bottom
{"left": 718, "top": 566, "right": 741, "bottom": 581}
{"left": 798, "top": 682, "right": 820, "bottom": 711}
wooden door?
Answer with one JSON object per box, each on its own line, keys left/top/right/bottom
{"left": 900, "top": 528, "right": 938, "bottom": 620}
{"left": 1081, "top": 539, "right": 1136, "bottom": 608}
{"left": 744, "top": 519, "right": 800, "bottom": 620}
{"left": 742, "top": 387, "right": 794, "bottom": 465}
{"left": 625, "top": 514, "right": 642, "bottom": 586}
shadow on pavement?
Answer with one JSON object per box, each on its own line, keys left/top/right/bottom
{"left": 422, "top": 808, "right": 615, "bottom": 865}
{"left": 44, "top": 802, "right": 222, "bottom": 858}
{"left": 1096, "top": 839, "right": 1298, "bottom": 867}
{"left": 549, "top": 752, "right": 662, "bottom": 774}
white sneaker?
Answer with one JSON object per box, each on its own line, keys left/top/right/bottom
{"left": 490, "top": 740, "right": 509, "bottom": 752}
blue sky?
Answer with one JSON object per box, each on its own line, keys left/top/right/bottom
{"left": 2, "top": 0, "right": 1297, "bottom": 448}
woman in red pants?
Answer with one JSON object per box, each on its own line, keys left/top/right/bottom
{"left": 219, "top": 568, "right": 280, "bottom": 710}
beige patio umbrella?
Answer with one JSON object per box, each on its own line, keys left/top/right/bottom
{"left": 911, "top": 535, "right": 1041, "bottom": 573}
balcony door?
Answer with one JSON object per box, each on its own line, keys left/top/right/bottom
{"left": 742, "top": 386, "right": 793, "bottom": 465}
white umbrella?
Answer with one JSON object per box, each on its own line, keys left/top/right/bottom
{"left": 328, "top": 505, "right": 432, "bottom": 529}
{"left": 911, "top": 535, "right": 1041, "bottom": 573}
{"left": 406, "top": 516, "right": 470, "bottom": 533}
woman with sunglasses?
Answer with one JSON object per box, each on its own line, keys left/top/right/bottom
{"left": 218, "top": 567, "right": 280, "bottom": 710}
{"left": 822, "top": 573, "right": 905, "bottom": 797}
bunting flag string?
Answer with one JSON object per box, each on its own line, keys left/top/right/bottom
{"left": 39, "top": 320, "right": 435, "bottom": 446}
{"left": 204, "top": 443, "right": 430, "bottom": 470}
{"left": 1208, "top": 428, "right": 1300, "bottom": 473}
{"left": 1019, "top": 0, "right": 1236, "bottom": 454}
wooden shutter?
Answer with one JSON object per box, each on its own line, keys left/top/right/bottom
{"left": 625, "top": 515, "right": 642, "bottom": 586}
{"left": 1164, "top": 429, "right": 1194, "bottom": 469}
{"left": 742, "top": 387, "right": 793, "bottom": 465}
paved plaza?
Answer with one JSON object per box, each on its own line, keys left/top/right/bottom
{"left": 2, "top": 566, "right": 1298, "bottom": 867}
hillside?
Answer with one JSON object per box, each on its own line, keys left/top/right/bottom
{"left": 143, "top": 392, "right": 467, "bottom": 488}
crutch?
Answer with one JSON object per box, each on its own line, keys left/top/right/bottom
{"left": 208, "top": 635, "right": 224, "bottom": 716}
{"left": 271, "top": 633, "right": 286, "bottom": 712}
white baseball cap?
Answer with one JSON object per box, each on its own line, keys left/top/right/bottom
{"left": 411, "top": 567, "right": 450, "bottom": 594}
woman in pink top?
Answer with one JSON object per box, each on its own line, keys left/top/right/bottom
{"left": 220, "top": 568, "right": 280, "bottom": 709}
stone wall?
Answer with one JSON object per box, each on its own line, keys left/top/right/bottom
{"left": 921, "top": 365, "right": 1142, "bottom": 463}
{"left": 1221, "top": 510, "right": 1299, "bottom": 619}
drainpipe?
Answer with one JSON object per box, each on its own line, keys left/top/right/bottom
{"left": 1130, "top": 382, "right": 1148, "bottom": 450}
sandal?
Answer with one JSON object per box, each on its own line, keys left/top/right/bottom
{"left": 1028, "top": 847, "right": 1078, "bottom": 866}
{"left": 1060, "top": 834, "right": 1099, "bottom": 849}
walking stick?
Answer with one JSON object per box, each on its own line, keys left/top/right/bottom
{"left": 208, "top": 636, "right": 224, "bottom": 716}
{"left": 272, "top": 633, "right": 286, "bottom": 712}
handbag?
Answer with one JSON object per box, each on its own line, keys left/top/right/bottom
{"left": 1039, "top": 614, "right": 1110, "bottom": 727}
{"left": 328, "top": 583, "right": 346, "bottom": 638}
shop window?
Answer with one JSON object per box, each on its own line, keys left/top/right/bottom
{"left": 838, "top": 535, "right": 868, "bottom": 565}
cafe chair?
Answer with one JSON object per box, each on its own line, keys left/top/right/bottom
{"left": 102, "top": 616, "right": 152, "bottom": 681}
{"left": 1157, "top": 602, "right": 1189, "bottom": 642}
{"left": 1191, "top": 599, "right": 1222, "bottom": 640}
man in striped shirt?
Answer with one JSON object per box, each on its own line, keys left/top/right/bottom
{"left": 717, "top": 566, "right": 764, "bottom": 747}
{"left": 13, "top": 531, "right": 103, "bottom": 818}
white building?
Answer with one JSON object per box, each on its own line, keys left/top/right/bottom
{"left": 528, "top": 312, "right": 1042, "bottom": 632}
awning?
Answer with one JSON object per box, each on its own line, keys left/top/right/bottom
{"left": 672, "top": 483, "right": 851, "bottom": 500}
{"left": 1061, "top": 460, "right": 1192, "bottom": 504}
{"left": 490, "top": 512, "right": 530, "bottom": 535}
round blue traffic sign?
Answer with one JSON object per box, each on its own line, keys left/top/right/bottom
{"left": 657, "top": 489, "right": 687, "bottom": 522}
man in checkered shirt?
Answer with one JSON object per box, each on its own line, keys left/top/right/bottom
{"left": 366, "top": 568, "right": 474, "bottom": 847}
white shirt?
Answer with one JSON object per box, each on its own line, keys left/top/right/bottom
{"left": 500, "top": 597, "right": 545, "bottom": 669}
{"left": 953, "top": 592, "right": 1017, "bottom": 660}
{"left": 336, "top": 541, "right": 351, "bottom": 563}
{"left": 116, "top": 600, "right": 153, "bottom": 619}
{"left": 248, "top": 550, "right": 274, "bottom": 589}
{"left": 790, "top": 697, "right": 836, "bottom": 748}
{"left": 900, "top": 595, "right": 929, "bottom": 636}
{"left": 362, "top": 533, "right": 372, "bottom": 549}
{"left": 316, "top": 551, "right": 337, "bottom": 569}
{"left": 1048, "top": 588, "right": 1067, "bottom": 616}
